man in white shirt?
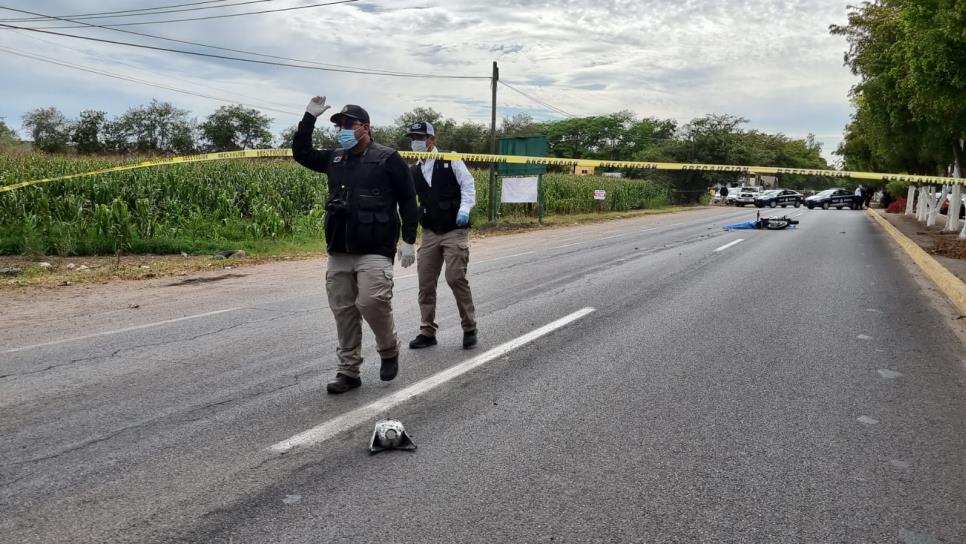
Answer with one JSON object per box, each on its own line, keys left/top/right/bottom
{"left": 406, "top": 121, "right": 478, "bottom": 350}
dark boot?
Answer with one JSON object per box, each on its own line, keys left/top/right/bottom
{"left": 462, "top": 330, "right": 478, "bottom": 349}
{"left": 326, "top": 373, "right": 361, "bottom": 394}
{"left": 408, "top": 334, "right": 437, "bottom": 349}
{"left": 380, "top": 355, "right": 399, "bottom": 381}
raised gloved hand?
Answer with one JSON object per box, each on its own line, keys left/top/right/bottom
{"left": 305, "top": 95, "right": 331, "bottom": 118}
{"left": 456, "top": 210, "right": 470, "bottom": 227}
{"left": 398, "top": 242, "right": 415, "bottom": 268}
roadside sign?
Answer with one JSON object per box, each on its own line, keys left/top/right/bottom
{"left": 593, "top": 190, "right": 607, "bottom": 201}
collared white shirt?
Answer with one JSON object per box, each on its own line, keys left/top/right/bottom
{"left": 417, "top": 146, "right": 476, "bottom": 215}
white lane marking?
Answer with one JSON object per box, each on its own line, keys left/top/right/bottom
{"left": 877, "top": 369, "right": 904, "bottom": 379}
{"left": 713, "top": 239, "right": 745, "bottom": 252}
{"left": 857, "top": 415, "right": 879, "bottom": 425}
{"left": 3, "top": 308, "right": 241, "bottom": 353}
{"left": 549, "top": 240, "right": 590, "bottom": 250}
{"left": 270, "top": 307, "right": 596, "bottom": 453}
{"left": 477, "top": 251, "right": 535, "bottom": 264}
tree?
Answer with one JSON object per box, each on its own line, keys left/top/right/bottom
{"left": 896, "top": 0, "right": 966, "bottom": 174}
{"left": 22, "top": 107, "right": 70, "bottom": 153}
{"left": 71, "top": 110, "right": 107, "bottom": 154}
{"left": 443, "top": 121, "right": 489, "bottom": 153}
{"left": 278, "top": 124, "right": 338, "bottom": 149}
{"left": 110, "top": 100, "right": 195, "bottom": 154}
{"left": 830, "top": 0, "right": 960, "bottom": 175}
{"left": 199, "top": 104, "right": 273, "bottom": 151}
{"left": 0, "top": 118, "right": 17, "bottom": 150}
{"left": 500, "top": 113, "right": 539, "bottom": 137}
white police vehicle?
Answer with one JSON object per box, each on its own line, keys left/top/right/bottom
{"left": 732, "top": 186, "right": 762, "bottom": 206}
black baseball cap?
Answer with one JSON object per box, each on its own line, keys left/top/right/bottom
{"left": 330, "top": 104, "right": 370, "bottom": 125}
{"left": 406, "top": 121, "right": 435, "bottom": 137}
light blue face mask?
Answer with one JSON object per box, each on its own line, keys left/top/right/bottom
{"left": 338, "top": 128, "right": 358, "bottom": 149}
{"left": 410, "top": 140, "right": 427, "bottom": 153}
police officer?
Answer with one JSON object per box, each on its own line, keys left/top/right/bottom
{"left": 293, "top": 96, "right": 418, "bottom": 394}
{"left": 405, "top": 121, "right": 478, "bottom": 350}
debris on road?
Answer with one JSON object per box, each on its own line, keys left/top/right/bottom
{"left": 369, "top": 419, "right": 417, "bottom": 454}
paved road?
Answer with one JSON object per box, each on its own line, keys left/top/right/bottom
{"left": 2, "top": 207, "right": 965, "bottom": 543}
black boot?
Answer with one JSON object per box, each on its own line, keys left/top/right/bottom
{"left": 326, "top": 373, "right": 361, "bottom": 394}
{"left": 462, "top": 330, "right": 478, "bottom": 349}
{"left": 380, "top": 355, "right": 399, "bottom": 381}
{"left": 408, "top": 334, "right": 437, "bottom": 349}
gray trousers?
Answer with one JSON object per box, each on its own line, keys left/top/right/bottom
{"left": 325, "top": 253, "right": 399, "bottom": 378}
{"left": 417, "top": 228, "right": 477, "bottom": 336}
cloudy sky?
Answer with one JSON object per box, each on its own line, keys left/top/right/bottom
{"left": 0, "top": 0, "right": 857, "bottom": 162}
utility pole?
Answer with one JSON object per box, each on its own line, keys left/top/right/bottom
{"left": 488, "top": 61, "right": 499, "bottom": 222}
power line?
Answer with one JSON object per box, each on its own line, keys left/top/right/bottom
{"left": 0, "top": 4, "right": 479, "bottom": 78}
{"left": 0, "top": 45, "right": 295, "bottom": 115}
{"left": 1, "top": 0, "right": 274, "bottom": 23}
{"left": 498, "top": 81, "right": 577, "bottom": 118}
{"left": 0, "top": 0, "right": 232, "bottom": 22}
{"left": 4, "top": 0, "right": 360, "bottom": 29}
{"left": 0, "top": 21, "right": 491, "bottom": 79}
{"left": 13, "top": 28, "right": 296, "bottom": 112}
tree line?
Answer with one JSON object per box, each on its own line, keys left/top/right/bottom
{"left": 831, "top": 0, "right": 965, "bottom": 180}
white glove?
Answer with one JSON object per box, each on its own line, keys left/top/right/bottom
{"left": 305, "top": 95, "right": 331, "bottom": 118}
{"left": 398, "top": 242, "right": 415, "bottom": 268}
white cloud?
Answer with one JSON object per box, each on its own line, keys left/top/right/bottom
{"left": 1, "top": 0, "right": 857, "bottom": 160}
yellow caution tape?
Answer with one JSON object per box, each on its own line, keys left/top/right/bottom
{"left": 1, "top": 148, "right": 962, "bottom": 193}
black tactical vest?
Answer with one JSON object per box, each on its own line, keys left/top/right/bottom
{"left": 324, "top": 142, "right": 401, "bottom": 259}
{"left": 412, "top": 159, "right": 465, "bottom": 234}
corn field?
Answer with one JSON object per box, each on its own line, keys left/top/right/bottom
{"left": 0, "top": 153, "right": 669, "bottom": 256}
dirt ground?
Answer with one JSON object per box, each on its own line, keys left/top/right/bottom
{"left": 875, "top": 209, "right": 966, "bottom": 283}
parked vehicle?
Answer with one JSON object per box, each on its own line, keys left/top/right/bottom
{"left": 940, "top": 194, "right": 966, "bottom": 218}
{"left": 805, "top": 188, "right": 862, "bottom": 210}
{"left": 733, "top": 186, "right": 763, "bottom": 207}
{"left": 754, "top": 189, "right": 804, "bottom": 208}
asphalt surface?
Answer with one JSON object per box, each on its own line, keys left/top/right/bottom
{"left": 2, "top": 206, "right": 965, "bottom": 543}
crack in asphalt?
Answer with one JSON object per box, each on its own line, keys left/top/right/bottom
{"left": 0, "top": 422, "right": 142, "bottom": 468}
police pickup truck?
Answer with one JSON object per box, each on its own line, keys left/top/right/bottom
{"left": 805, "top": 188, "right": 862, "bottom": 210}
{"left": 732, "top": 186, "right": 762, "bottom": 207}
{"left": 754, "top": 189, "right": 804, "bottom": 208}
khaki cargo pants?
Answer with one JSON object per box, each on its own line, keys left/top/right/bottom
{"left": 417, "top": 228, "right": 477, "bottom": 337}
{"left": 325, "top": 253, "right": 399, "bottom": 378}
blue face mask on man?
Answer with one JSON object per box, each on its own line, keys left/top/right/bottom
{"left": 338, "top": 128, "right": 358, "bottom": 149}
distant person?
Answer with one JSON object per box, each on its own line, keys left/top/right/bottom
{"left": 855, "top": 185, "right": 864, "bottom": 209}
{"left": 719, "top": 186, "right": 729, "bottom": 205}
{"left": 292, "top": 96, "right": 418, "bottom": 395}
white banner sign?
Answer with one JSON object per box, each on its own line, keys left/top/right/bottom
{"left": 593, "top": 190, "right": 607, "bottom": 201}
{"left": 501, "top": 176, "right": 539, "bottom": 203}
